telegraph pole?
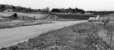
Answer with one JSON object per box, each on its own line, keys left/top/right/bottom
{"left": 102, "top": 17, "right": 112, "bottom": 50}
{"left": 106, "top": 27, "right": 112, "bottom": 50}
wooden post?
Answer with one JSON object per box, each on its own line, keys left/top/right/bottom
{"left": 34, "top": 16, "right": 35, "bottom": 20}
{"left": 23, "top": 16, "right": 24, "bottom": 20}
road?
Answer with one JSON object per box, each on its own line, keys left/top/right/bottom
{"left": 0, "top": 20, "right": 87, "bottom": 48}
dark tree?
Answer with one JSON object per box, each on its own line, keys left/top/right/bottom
{"left": 0, "top": 5, "right": 5, "bottom": 11}
{"left": 9, "top": 13, "right": 18, "bottom": 19}
{"left": 51, "top": 9, "right": 61, "bottom": 12}
{"left": 75, "top": 8, "right": 85, "bottom": 13}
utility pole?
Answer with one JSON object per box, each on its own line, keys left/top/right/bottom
{"left": 109, "top": 31, "right": 113, "bottom": 50}
{"left": 102, "top": 17, "right": 112, "bottom": 50}
{"left": 106, "top": 28, "right": 112, "bottom": 50}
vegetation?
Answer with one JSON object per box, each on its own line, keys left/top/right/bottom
{"left": 87, "top": 11, "right": 114, "bottom": 15}
{"left": 51, "top": 8, "right": 85, "bottom": 13}
{"left": 0, "top": 4, "right": 49, "bottom": 13}
{"left": 52, "top": 14, "right": 96, "bottom": 20}
{"left": 0, "top": 12, "right": 51, "bottom": 29}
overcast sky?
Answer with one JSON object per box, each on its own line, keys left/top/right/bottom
{"left": 0, "top": 0, "right": 114, "bottom": 11}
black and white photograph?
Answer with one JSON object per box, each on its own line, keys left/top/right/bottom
{"left": 0, "top": 0, "right": 113, "bottom": 50}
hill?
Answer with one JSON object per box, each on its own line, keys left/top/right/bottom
{"left": 0, "top": 4, "right": 49, "bottom": 13}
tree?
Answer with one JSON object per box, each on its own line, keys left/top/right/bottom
{"left": 0, "top": 5, "right": 5, "bottom": 11}
{"left": 51, "top": 9, "right": 61, "bottom": 12}
{"left": 9, "top": 13, "right": 18, "bottom": 19}
{"left": 74, "top": 8, "right": 85, "bottom": 13}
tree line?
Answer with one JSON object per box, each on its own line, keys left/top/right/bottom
{"left": 0, "top": 4, "right": 86, "bottom": 13}
{"left": 0, "top": 4, "right": 48, "bottom": 13}
{"left": 51, "top": 8, "right": 85, "bottom": 13}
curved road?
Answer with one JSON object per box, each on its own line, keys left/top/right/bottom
{"left": 0, "top": 20, "right": 87, "bottom": 48}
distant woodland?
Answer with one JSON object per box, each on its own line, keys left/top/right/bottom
{"left": 0, "top": 4, "right": 85, "bottom": 13}
{"left": 0, "top": 4, "right": 46, "bottom": 13}
{"left": 0, "top": 4, "right": 114, "bottom": 15}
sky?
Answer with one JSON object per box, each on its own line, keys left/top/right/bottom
{"left": 0, "top": 0, "right": 114, "bottom": 11}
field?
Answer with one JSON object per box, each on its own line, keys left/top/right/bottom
{"left": 0, "top": 12, "right": 52, "bottom": 29}
{"left": 0, "top": 12, "right": 48, "bottom": 19}
{"left": 51, "top": 13, "right": 96, "bottom": 20}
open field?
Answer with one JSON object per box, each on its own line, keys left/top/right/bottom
{"left": 0, "top": 12, "right": 52, "bottom": 29}
{"left": 51, "top": 13, "right": 96, "bottom": 20}
{"left": 0, "top": 12, "right": 49, "bottom": 19}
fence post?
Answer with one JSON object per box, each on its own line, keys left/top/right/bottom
{"left": 34, "top": 16, "right": 35, "bottom": 20}
{"left": 23, "top": 16, "right": 24, "bottom": 20}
